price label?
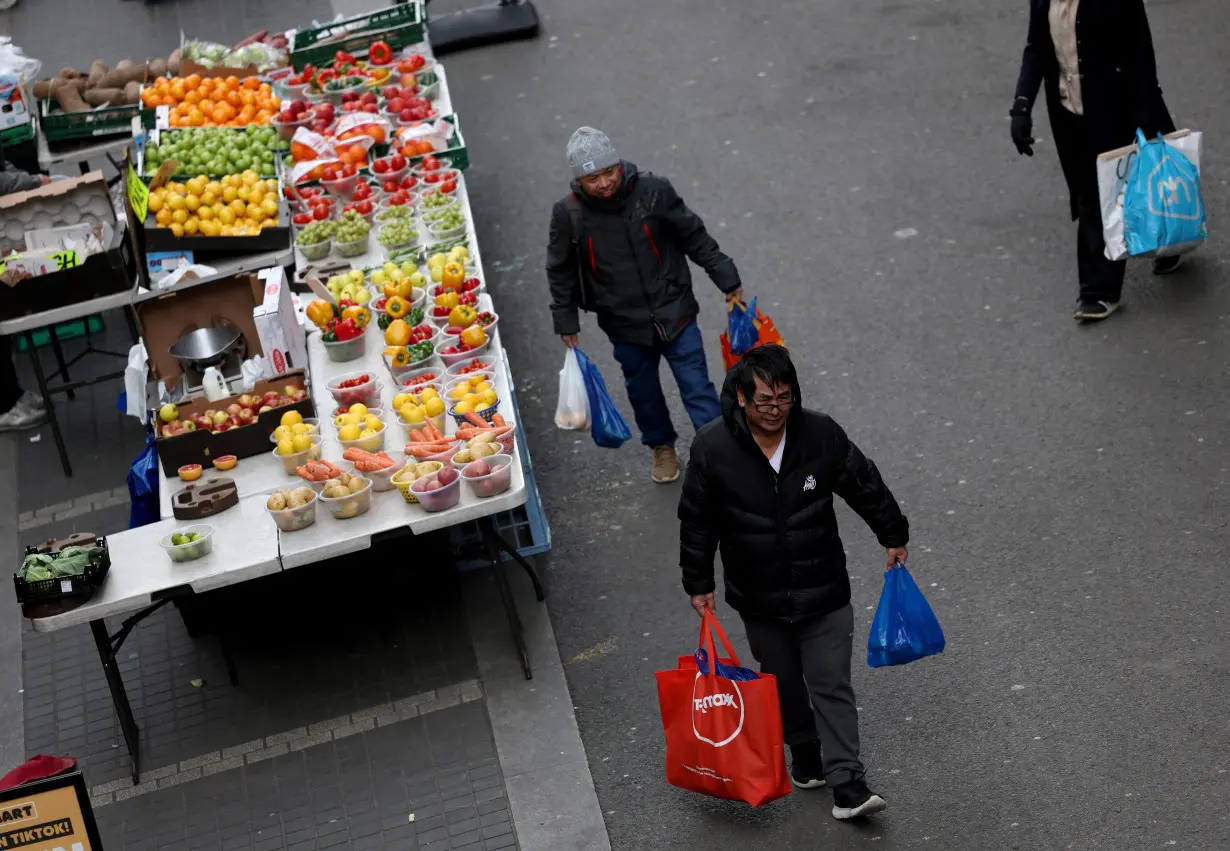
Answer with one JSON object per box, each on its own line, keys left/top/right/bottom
{"left": 155, "top": 105, "right": 170, "bottom": 129}
{"left": 52, "top": 250, "right": 79, "bottom": 270}
{"left": 127, "top": 162, "right": 148, "bottom": 221}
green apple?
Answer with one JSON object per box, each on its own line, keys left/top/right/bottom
{"left": 382, "top": 262, "right": 398, "bottom": 277}
{"left": 430, "top": 265, "right": 444, "bottom": 283}
{"left": 371, "top": 270, "right": 387, "bottom": 286}
{"left": 347, "top": 269, "right": 364, "bottom": 284}
{"left": 400, "top": 261, "right": 416, "bottom": 276}
{"left": 354, "top": 288, "right": 371, "bottom": 305}
{"left": 428, "top": 252, "right": 447, "bottom": 268}
{"left": 408, "top": 271, "right": 426, "bottom": 289}
{"left": 159, "top": 403, "right": 179, "bottom": 423}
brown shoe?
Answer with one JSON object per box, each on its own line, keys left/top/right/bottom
{"left": 651, "top": 445, "right": 679, "bottom": 484}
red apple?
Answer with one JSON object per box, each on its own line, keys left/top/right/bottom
{"left": 258, "top": 405, "right": 273, "bottom": 414}
{"left": 399, "top": 108, "right": 414, "bottom": 123}
{"left": 387, "top": 97, "right": 405, "bottom": 114}
{"left": 238, "top": 408, "right": 255, "bottom": 422}
{"left": 362, "top": 103, "right": 378, "bottom": 113}
{"left": 213, "top": 421, "right": 230, "bottom": 433}
{"left": 226, "top": 403, "right": 242, "bottom": 416}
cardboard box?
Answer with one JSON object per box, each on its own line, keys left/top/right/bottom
{"left": 0, "top": 73, "right": 33, "bottom": 135}
{"left": 0, "top": 172, "right": 135, "bottom": 320}
{"left": 151, "top": 370, "right": 314, "bottom": 477}
{"left": 253, "top": 266, "right": 307, "bottom": 378}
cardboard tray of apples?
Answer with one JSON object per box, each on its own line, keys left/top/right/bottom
{"left": 152, "top": 370, "right": 315, "bottom": 479}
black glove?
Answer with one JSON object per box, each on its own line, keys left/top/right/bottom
{"left": 1010, "top": 102, "right": 1034, "bottom": 157}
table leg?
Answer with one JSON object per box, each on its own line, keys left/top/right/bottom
{"left": 124, "top": 307, "right": 140, "bottom": 345}
{"left": 24, "top": 330, "right": 71, "bottom": 477}
{"left": 480, "top": 516, "right": 531, "bottom": 680}
{"left": 90, "top": 620, "right": 142, "bottom": 783}
{"left": 47, "top": 327, "right": 75, "bottom": 400}
{"left": 489, "top": 531, "right": 546, "bottom": 602}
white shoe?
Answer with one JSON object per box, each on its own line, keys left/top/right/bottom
{"left": 18, "top": 391, "right": 46, "bottom": 412}
{"left": 0, "top": 403, "right": 46, "bottom": 432}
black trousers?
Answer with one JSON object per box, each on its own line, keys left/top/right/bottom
{"left": 1054, "top": 107, "right": 1127, "bottom": 303}
{"left": 741, "top": 604, "right": 864, "bottom": 786}
{"left": 0, "top": 336, "right": 22, "bottom": 413}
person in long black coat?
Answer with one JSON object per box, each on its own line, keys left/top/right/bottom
{"left": 1011, "top": 0, "right": 1177, "bottom": 322}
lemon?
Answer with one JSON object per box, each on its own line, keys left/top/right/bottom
{"left": 401, "top": 405, "right": 425, "bottom": 424}
{"left": 448, "top": 385, "right": 468, "bottom": 400}
{"left": 281, "top": 410, "right": 304, "bottom": 427}
{"left": 424, "top": 397, "right": 445, "bottom": 417}
{"left": 364, "top": 415, "right": 382, "bottom": 431}
{"left": 419, "top": 387, "right": 439, "bottom": 401}
{"left": 338, "top": 424, "right": 361, "bottom": 441}
{"left": 474, "top": 381, "right": 492, "bottom": 394}
{"left": 479, "top": 390, "right": 498, "bottom": 406}
{"left": 453, "top": 401, "right": 472, "bottom": 415}
{"left": 276, "top": 439, "right": 296, "bottom": 456}
{"left": 272, "top": 425, "right": 290, "bottom": 442}
{"left": 392, "top": 393, "right": 414, "bottom": 410}
{"left": 463, "top": 392, "right": 479, "bottom": 406}
{"left": 290, "top": 423, "right": 311, "bottom": 435}
{"left": 349, "top": 403, "right": 368, "bottom": 417}
{"left": 291, "top": 434, "right": 312, "bottom": 453}
{"left": 359, "top": 429, "right": 374, "bottom": 438}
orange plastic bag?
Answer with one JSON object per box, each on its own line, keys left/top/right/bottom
{"left": 720, "top": 300, "right": 784, "bottom": 371}
{"left": 655, "top": 611, "right": 792, "bottom": 807}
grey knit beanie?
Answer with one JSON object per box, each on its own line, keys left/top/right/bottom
{"left": 566, "top": 127, "right": 619, "bottom": 178}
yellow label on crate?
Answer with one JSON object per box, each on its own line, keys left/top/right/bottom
{"left": 127, "top": 162, "right": 148, "bottom": 221}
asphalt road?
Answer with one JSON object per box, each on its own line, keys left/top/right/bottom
{"left": 436, "top": 0, "right": 1230, "bottom": 847}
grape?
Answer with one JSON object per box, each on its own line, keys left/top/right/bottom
{"left": 377, "top": 220, "right": 418, "bottom": 247}
{"left": 334, "top": 211, "right": 371, "bottom": 242}
{"left": 420, "top": 190, "right": 456, "bottom": 210}
{"left": 297, "top": 220, "right": 337, "bottom": 246}
{"left": 425, "top": 208, "right": 465, "bottom": 230}
{"left": 377, "top": 205, "right": 412, "bottom": 222}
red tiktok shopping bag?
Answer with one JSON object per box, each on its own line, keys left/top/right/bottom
{"left": 655, "top": 611, "right": 792, "bottom": 806}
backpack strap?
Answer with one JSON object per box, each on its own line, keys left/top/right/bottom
{"left": 565, "top": 192, "right": 584, "bottom": 246}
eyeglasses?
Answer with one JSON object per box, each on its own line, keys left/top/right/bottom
{"left": 752, "top": 398, "right": 795, "bottom": 413}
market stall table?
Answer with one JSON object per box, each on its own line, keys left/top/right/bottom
{"left": 36, "top": 129, "right": 133, "bottom": 182}
{"left": 28, "top": 493, "right": 281, "bottom": 782}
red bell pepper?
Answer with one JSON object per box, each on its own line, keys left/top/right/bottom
{"left": 334, "top": 318, "right": 359, "bottom": 342}
{"left": 368, "top": 41, "right": 392, "bottom": 66}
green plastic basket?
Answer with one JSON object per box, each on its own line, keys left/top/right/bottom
{"left": 40, "top": 99, "right": 139, "bottom": 141}
{"left": 291, "top": 3, "right": 427, "bottom": 70}
{"left": 0, "top": 122, "right": 35, "bottom": 147}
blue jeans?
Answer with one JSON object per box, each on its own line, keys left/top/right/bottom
{"left": 610, "top": 320, "right": 721, "bottom": 447}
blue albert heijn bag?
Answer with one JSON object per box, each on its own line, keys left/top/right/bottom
{"left": 1123, "top": 129, "right": 1208, "bottom": 258}
{"left": 573, "top": 346, "right": 632, "bottom": 449}
{"left": 867, "top": 562, "right": 945, "bottom": 668}
{"left": 727, "top": 297, "right": 759, "bottom": 356}
{"left": 126, "top": 431, "right": 161, "bottom": 529}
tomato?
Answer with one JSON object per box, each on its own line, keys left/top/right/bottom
{"left": 421, "top": 156, "right": 440, "bottom": 171}
{"left": 441, "top": 179, "right": 457, "bottom": 194}
{"left": 341, "top": 163, "right": 358, "bottom": 177}
{"left": 312, "top": 205, "right": 330, "bottom": 221}
{"left": 293, "top": 213, "right": 312, "bottom": 225}
{"left": 382, "top": 179, "right": 400, "bottom": 194}
{"left": 389, "top": 153, "right": 407, "bottom": 170}
{"left": 355, "top": 199, "right": 373, "bottom": 214}
{"left": 372, "top": 159, "right": 389, "bottom": 174}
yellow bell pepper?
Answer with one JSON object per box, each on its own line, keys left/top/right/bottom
{"left": 448, "top": 304, "right": 478, "bottom": 328}
{"left": 306, "top": 299, "right": 334, "bottom": 328}
{"left": 383, "top": 278, "right": 413, "bottom": 300}
{"left": 434, "top": 291, "right": 459, "bottom": 309}
{"left": 384, "top": 345, "right": 410, "bottom": 367}
{"left": 342, "top": 305, "right": 371, "bottom": 329}
{"left": 385, "top": 295, "right": 411, "bottom": 320}
{"left": 441, "top": 262, "right": 465, "bottom": 290}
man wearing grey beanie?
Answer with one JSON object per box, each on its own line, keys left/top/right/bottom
{"left": 547, "top": 127, "right": 744, "bottom": 484}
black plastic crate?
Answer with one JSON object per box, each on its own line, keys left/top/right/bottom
{"left": 14, "top": 536, "right": 111, "bottom": 606}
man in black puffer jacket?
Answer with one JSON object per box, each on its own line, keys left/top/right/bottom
{"left": 547, "top": 127, "right": 743, "bottom": 485}
{"left": 678, "top": 345, "right": 909, "bottom": 821}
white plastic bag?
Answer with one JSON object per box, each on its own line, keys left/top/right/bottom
{"left": 554, "top": 348, "right": 591, "bottom": 430}
{"left": 1098, "top": 129, "right": 1202, "bottom": 261}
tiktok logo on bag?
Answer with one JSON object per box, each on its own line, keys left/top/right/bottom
{"left": 691, "top": 673, "right": 745, "bottom": 748}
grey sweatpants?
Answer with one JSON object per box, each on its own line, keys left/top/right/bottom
{"left": 741, "top": 604, "right": 863, "bottom": 786}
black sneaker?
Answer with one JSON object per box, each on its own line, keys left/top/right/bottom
{"left": 1152, "top": 255, "right": 1184, "bottom": 275}
{"left": 789, "top": 741, "right": 825, "bottom": 789}
{"left": 1073, "top": 299, "right": 1120, "bottom": 321}
{"left": 831, "top": 778, "right": 887, "bottom": 820}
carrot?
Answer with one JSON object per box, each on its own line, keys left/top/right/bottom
{"left": 492, "top": 414, "right": 506, "bottom": 427}
{"left": 464, "top": 412, "right": 488, "bottom": 428}
{"left": 408, "top": 429, "right": 427, "bottom": 442}
{"left": 425, "top": 419, "right": 442, "bottom": 442}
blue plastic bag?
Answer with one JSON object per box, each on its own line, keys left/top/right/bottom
{"left": 867, "top": 563, "right": 945, "bottom": 668}
{"left": 573, "top": 347, "right": 632, "bottom": 449}
{"left": 694, "top": 647, "right": 761, "bottom": 682}
{"left": 727, "top": 297, "right": 760, "bottom": 356}
{"left": 126, "top": 432, "right": 161, "bottom": 529}
{"left": 1123, "top": 129, "right": 1207, "bottom": 257}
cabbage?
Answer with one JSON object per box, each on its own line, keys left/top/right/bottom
{"left": 21, "top": 554, "right": 55, "bottom": 582}
{"left": 184, "top": 40, "right": 230, "bottom": 62}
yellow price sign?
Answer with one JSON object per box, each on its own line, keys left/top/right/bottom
{"left": 53, "top": 249, "right": 80, "bottom": 270}
{"left": 127, "top": 162, "right": 149, "bottom": 221}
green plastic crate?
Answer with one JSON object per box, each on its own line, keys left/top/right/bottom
{"left": 40, "top": 98, "right": 139, "bottom": 142}
{"left": 291, "top": 3, "right": 427, "bottom": 70}
{"left": 15, "top": 315, "right": 105, "bottom": 351}
{"left": 407, "top": 113, "right": 468, "bottom": 171}
{"left": 0, "top": 121, "right": 35, "bottom": 147}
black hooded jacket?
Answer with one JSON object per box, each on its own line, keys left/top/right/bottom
{"left": 546, "top": 160, "right": 741, "bottom": 347}
{"left": 678, "top": 372, "right": 909, "bottom": 622}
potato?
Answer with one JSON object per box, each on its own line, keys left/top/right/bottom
{"left": 267, "top": 492, "right": 287, "bottom": 511}
{"left": 32, "top": 79, "right": 55, "bottom": 99}
{"left": 54, "top": 83, "right": 89, "bottom": 113}
{"left": 122, "top": 81, "right": 143, "bottom": 105}
{"left": 452, "top": 449, "right": 471, "bottom": 464}
{"left": 59, "top": 66, "right": 82, "bottom": 80}
{"left": 293, "top": 487, "right": 315, "bottom": 503}
{"left": 324, "top": 478, "right": 341, "bottom": 491}
{"left": 287, "top": 491, "right": 305, "bottom": 509}
{"left": 96, "top": 64, "right": 148, "bottom": 89}
{"left": 82, "top": 88, "right": 124, "bottom": 107}
{"left": 324, "top": 485, "right": 348, "bottom": 499}
{"left": 347, "top": 477, "right": 365, "bottom": 494}
{"left": 167, "top": 47, "right": 182, "bottom": 76}
{"left": 86, "top": 60, "right": 108, "bottom": 87}
{"left": 471, "top": 443, "right": 497, "bottom": 460}
{"left": 148, "top": 58, "right": 168, "bottom": 78}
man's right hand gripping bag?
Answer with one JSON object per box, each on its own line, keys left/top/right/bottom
{"left": 720, "top": 298, "right": 784, "bottom": 371}
{"left": 867, "top": 562, "right": 946, "bottom": 667}
{"left": 655, "top": 611, "right": 792, "bottom": 806}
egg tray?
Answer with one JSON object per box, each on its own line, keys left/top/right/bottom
{"left": 0, "top": 177, "right": 116, "bottom": 258}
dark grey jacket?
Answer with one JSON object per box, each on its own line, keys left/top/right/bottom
{"left": 0, "top": 155, "right": 40, "bottom": 196}
{"left": 546, "top": 161, "right": 741, "bottom": 347}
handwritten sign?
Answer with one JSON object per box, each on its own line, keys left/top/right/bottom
{"left": 126, "top": 162, "right": 148, "bottom": 222}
